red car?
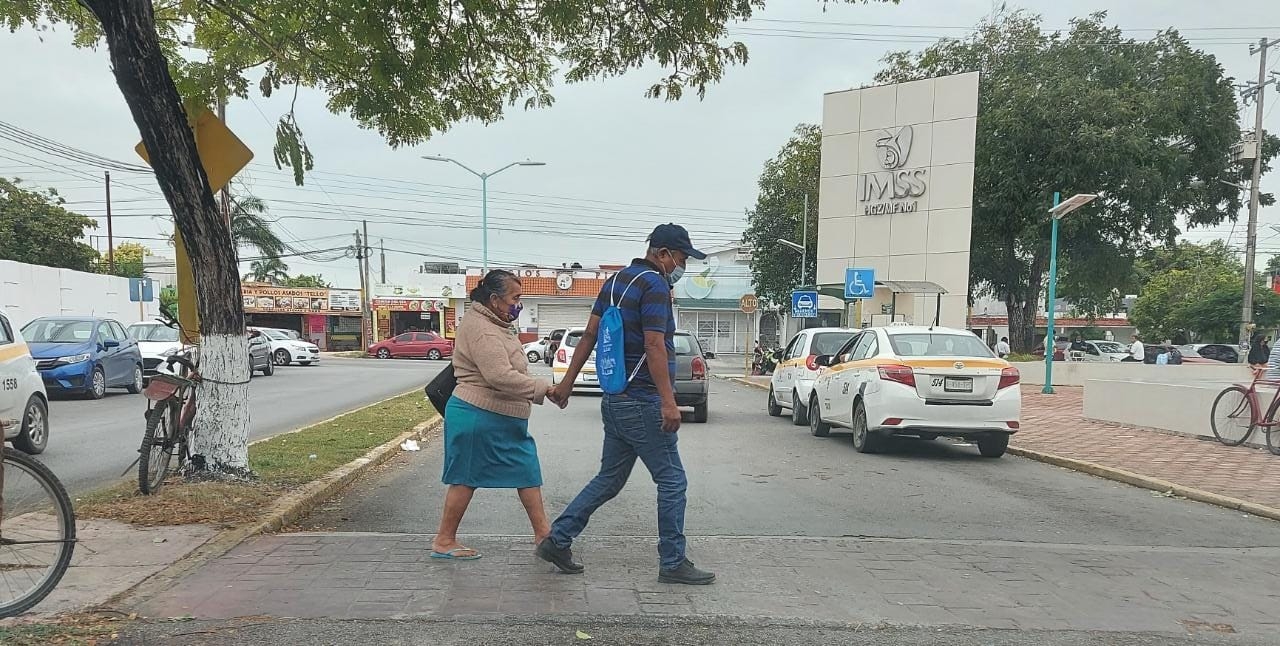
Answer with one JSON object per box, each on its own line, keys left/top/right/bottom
{"left": 368, "top": 332, "right": 454, "bottom": 360}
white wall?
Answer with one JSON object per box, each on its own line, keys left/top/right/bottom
{"left": 1012, "top": 360, "right": 1250, "bottom": 387}
{"left": 0, "top": 259, "right": 160, "bottom": 327}
{"left": 1082, "top": 378, "right": 1269, "bottom": 448}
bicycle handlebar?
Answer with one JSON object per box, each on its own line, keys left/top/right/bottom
{"left": 165, "top": 354, "right": 197, "bottom": 372}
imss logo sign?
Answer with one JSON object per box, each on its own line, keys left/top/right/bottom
{"left": 859, "top": 125, "right": 928, "bottom": 215}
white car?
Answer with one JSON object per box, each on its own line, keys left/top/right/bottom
{"left": 1068, "top": 340, "right": 1129, "bottom": 362}
{"left": 254, "top": 327, "right": 320, "bottom": 366}
{"left": 768, "top": 327, "right": 860, "bottom": 426}
{"left": 806, "top": 325, "right": 1021, "bottom": 458}
{"left": 523, "top": 336, "right": 551, "bottom": 363}
{"left": 551, "top": 328, "right": 599, "bottom": 391}
{"left": 1, "top": 306, "right": 50, "bottom": 454}
{"left": 126, "top": 321, "right": 184, "bottom": 378}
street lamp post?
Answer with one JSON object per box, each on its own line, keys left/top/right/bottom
{"left": 1043, "top": 192, "right": 1098, "bottom": 395}
{"left": 422, "top": 156, "right": 546, "bottom": 272}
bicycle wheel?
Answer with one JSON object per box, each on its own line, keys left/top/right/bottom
{"left": 0, "top": 447, "right": 76, "bottom": 618}
{"left": 1266, "top": 398, "right": 1280, "bottom": 456}
{"left": 1211, "top": 386, "right": 1256, "bottom": 446}
{"left": 138, "top": 400, "right": 174, "bottom": 495}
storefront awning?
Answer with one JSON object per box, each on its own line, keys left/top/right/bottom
{"left": 814, "top": 280, "right": 948, "bottom": 300}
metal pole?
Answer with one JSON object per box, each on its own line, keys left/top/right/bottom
{"left": 1043, "top": 192, "right": 1062, "bottom": 395}
{"left": 104, "top": 171, "right": 114, "bottom": 273}
{"left": 481, "top": 174, "right": 489, "bottom": 272}
{"left": 356, "top": 230, "right": 368, "bottom": 350}
{"left": 1241, "top": 38, "right": 1271, "bottom": 347}
{"left": 801, "top": 193, "right": 809, "bottom": 287}
{"left": 217, "top": 96, "right": 231, "bottom": 227}
{"left": 380, "top": 239, "right": 386, "bottom": 284}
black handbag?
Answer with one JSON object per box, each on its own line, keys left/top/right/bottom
{"left": 424, "top": 362, "right": 457, "bottom": 414}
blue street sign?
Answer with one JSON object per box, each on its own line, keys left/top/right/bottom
{"left": 844, "top": 267, "right": 875, "bottom": 300}
{"left": 128, "top": 277, "right": 154, "bottom": 303}
{"left": 791, "top": 290, "right": 819, "bottom": 319}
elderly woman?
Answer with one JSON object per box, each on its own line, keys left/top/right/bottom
{"left": 431, "top": 270, "right": 559, "bottom": 560}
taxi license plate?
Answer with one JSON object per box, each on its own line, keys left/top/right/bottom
{"left": 944, "top": 377, "right": 972, "bottom": 392}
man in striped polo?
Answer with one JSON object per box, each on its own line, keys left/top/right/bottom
{"left": 537, "top": 224, "right": 715, "bottom": 586}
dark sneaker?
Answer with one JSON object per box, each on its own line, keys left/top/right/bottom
{"left": 658, "top": 559, "right": 716, "bottom": 585}
{"left": 537, "top": 539, "right": 584, "bottom": 574}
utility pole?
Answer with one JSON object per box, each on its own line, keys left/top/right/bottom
{"left": 1239, "top": 37, "right": 1278, "bottom": 347}
{"left": 217, "top": 97, "right": 231, "bottom": 225}
{"left": 801, "top": 192, "right": 809, "bottom": 287}
{"left": 355, "top": 230, "right": 369, "bottom": 349}
{"left": 380, "top": 239, "right": 387, "bottom": 284}
{"left": 104, "top": 171, "right": 114, "bottom": 273}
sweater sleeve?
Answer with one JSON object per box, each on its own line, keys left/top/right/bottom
{"left": 472, "top": 331, "right": 549, "bottom": 404}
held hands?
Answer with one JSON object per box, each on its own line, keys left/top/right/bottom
{"left": 547, "top": 383, "right": 572, "bottom": 409}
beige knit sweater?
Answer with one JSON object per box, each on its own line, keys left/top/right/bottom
{"left": 452, "top": 302, "right": 548, "bottom": 419}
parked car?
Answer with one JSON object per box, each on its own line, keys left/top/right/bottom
{"left": 524, "top": 336, "right": 551, "bottom": 363}
{"left": 367, "top": 331, "right": 453, "bottom": 360}
{"left": 551, "top": 328, "right": 597, "bottom": 390}
{"left": 1178, "top": 343, "right": 1239, "bottom": 364}
{"left": 1062, "top": 340, "right": 1129, "bottom": 362}
{"left": 0, "top": 306, "right": 50, "bottom": 453}
{"left": 767, "top": 327, "right": 859, "bottom": 425}
{"left": 253, "top": 327, "right": 321, "bottom": 366}
{"left": 248, "top": 329, "right": 274, "bottom": 376}
{"left": 126, "top": 320, "right": 183, "bottom": 379}
{"left": 673, "top": 330, "right": 710, "bottom": 423}
{"left": 543, "top": 328, "right": 568, "bottom": 366}
{"left": 21, "top": 316, "right": 144, "bottom": 399}
{"left": 808, "top": 325, "right": 1020, "bottom": 458}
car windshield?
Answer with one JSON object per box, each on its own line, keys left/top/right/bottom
{"left": 128, "top": 324, "right": 179, "bottom": 342}
{"left": 565, "top": 331, "right": 583, "bottom": 348}
{"left": 1094, "top": 341, "right": 1126, "bottom": 353}
{"left": 673, "top": 334, "right": 699, "bottom": 356}
{"left": 889, "top": 333, "right": 994, "bottom": 358}
{"left": 265, "top": 330, "right": 291, "bottom": 341}
{"left": 21, "top": 319, "right": 95, "bottom": 343}
{"left": 812, "top": 332, "right": 856, "bottom": 356}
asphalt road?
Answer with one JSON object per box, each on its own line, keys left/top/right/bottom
{"left": 35, "top": 356, "right": 446, "bottom": 496}
{"left": 306, "top": 379, "right": 1280, "bottom": 548}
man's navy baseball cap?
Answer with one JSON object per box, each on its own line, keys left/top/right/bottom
{"left": 649, "top": 223, "right": 707, "bottom": 260}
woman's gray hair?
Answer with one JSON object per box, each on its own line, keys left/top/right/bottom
{"left": 470, "top": 269, "right": 521, "bottom": 303}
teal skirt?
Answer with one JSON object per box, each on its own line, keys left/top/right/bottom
{"left": 442, "top": 396, "right": 543, "bottom": 488}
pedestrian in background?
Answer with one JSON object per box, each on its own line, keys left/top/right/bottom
{"left": 1248, "top": 333, "right": 1269, "bottom": 375}
{"left": 429, "top": 269, "right": 563, "bottom": 561}
{"left": 996, "top": 336, "right": 1010, "bottom": 358}
{"left": 1124, "top": 334, "right": 1145, "bottom": 363}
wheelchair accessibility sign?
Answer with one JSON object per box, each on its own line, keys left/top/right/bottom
{"left": 844, "top": 268, "right": 874, "bottom": 300}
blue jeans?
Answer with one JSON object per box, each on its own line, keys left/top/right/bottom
{"left": 549, "top": 394, "right": 688, "bottom": 570}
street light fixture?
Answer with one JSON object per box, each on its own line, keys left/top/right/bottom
{"left": 422, "top": 155, "right": 547, "bottom": 271}
{"left": 1043, "top": 192, "right": 1097, "bottom": 395}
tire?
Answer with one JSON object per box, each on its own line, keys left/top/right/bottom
{"left": 917, "top": 432, "right": 938, "bottom": 441}
{"left": 377, "top": 348, "right": 391, "bottom": 359}
{"left": 851, "top": 402, "right": 880, "bottom": 453}
{"left": 12, "top": 395, "right": 49, "bottom": 455}
{"left": 808, "top": 395, "right": 831, "bottom": 437}
{"left": 528, "top": 351, "right": 540, "bottom": 363}
{"left": 791, "top": 391, "right": 809, "bottom": 426}
{"left": 0, "top": 448, "right": 76, "bottom": 619}
{"left": 86, "top": 366, "right": 106, "bottom": 400}
{"left": 262, "top": 359, "right": 275, "bottom": 376}
{"left": 138, "top": 400, "right": 174, "bottom": 495}
{"left": 693, "top": 403, "right": 709, "bottom": 423}
{"left": 1263, "top": 397, "right": 1280, "bottom": 456}
{"left": 427, "top": 349, "right": 442, "bottom": 360}
{"left": 1210, "top": 386, "right": 1257, "bottom": 446}
{"left": 125, "top": 365, "right": 144, "bottom": 394}
{"left": 977, "top": 433, "right": 1010, "bottom": 458}
{"left": 273, "top": 349, "right": 291, "bottom": 366}
{"left": 767, "top": 387, "right": 783, "bottom": 417}
{"left": 299, "top": 361, "right": 313, "bottom": 366}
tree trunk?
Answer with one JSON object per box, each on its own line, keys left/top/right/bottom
{"left": 84, "top": 0, "right": 251, "bottom": 478}
{"left": 1004, "top": 255, "right": 1047, "bottom": 354}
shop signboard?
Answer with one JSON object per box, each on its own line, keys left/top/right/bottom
{"left": 370, "top": 297, "right": 448, "bottom": 312}
{"left": 242, "top": 285, "right": 362, "bottom": 314}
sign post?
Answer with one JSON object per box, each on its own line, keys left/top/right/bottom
{"left": 739, "top": 294, "right": 759, "bottom": 375}
{"left": 136, "top": 110, "right": 254, "bottom": 344}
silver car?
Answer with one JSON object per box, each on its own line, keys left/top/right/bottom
{"left": 673, "top": 330, "right": 710, "bottom": 423}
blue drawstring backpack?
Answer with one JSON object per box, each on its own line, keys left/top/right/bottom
{"left": 597, "top": 270, "right": 657, "bottom": 395}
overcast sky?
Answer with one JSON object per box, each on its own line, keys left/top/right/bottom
{"left": 2, "top": 0, "right": 1278, "bottom": 290}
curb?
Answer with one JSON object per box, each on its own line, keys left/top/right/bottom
{"left": 1006, "top": 446, "right": 1280, "bottom": 523}
{"left": 728, "top": 375, "right": 1280, "bottom": 522}
{"left": 103, "top": 412, "right": 444, "bottom": 611}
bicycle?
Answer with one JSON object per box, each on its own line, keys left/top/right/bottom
{"left": 137, "top": 350, "right": 199, "bottom": 494}
{"left": 0, "top": 437, "right": 77, "bottom": 618}
{"left": 1209, "top": 370, "right": 1280, "bottom": 455}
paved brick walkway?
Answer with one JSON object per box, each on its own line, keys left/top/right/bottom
{"left": 1019, "top": 389, "right": 1280, "bottom": 512}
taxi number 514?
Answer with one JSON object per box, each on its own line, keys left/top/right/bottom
{"left": 930, "top": 377, "right": 945, "bottom": 388}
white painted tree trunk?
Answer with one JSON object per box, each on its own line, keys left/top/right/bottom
{"left": 190, "top": 333, "right": 251, "bottom": 475}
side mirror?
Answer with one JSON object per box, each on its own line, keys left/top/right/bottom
{"left": 102, "top": 339, "right": 121, "bottom": 349}
{"left": 814, "top": 354, "right": 835, "bottom": 368}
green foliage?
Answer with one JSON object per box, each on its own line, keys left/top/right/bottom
{"left": 101, "top": 241, "right": 150, "bottom": 278}
{"left": 284, "top": 273, "right": 330, "bottom": 288}
{"left": 741, "top": 124, "right": 820, "bottom": 306}
{"left": 159, "top": 284, "right": 178, "bottom": 312}
{"left": 245, "top": 257, "right": 290, "bottom": 284}
{"left": 230, "top": 195, "right": 285, "bottom": 260}
{"left": 1, "top": 1, "right": 896, "bottom": 185}
{"left": 875, "top": 10, "right": 1276, "bottom": 349}
{"left": 1267, "top": 254, "right": 1280, "bottom": 276}
{"left": 0, "top": 177, "right": 99, "bottom": 271}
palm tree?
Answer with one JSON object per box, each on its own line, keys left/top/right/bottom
{"left": 231, "top": 195, "right": 286, "bottom": 260}
{"left": 246, "top": 257, "right": 290, "bottom": 285}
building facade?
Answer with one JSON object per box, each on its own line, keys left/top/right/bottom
{"left": 672, "top": 245, "right": 776, "bottom": 354}
{"left": 371, "top": 275, "right": 468, "bottom": 341}
{"left": 241, "top": 283, "right": 363, "bottom": 350}
{"left": 466, "top": 266, "right": 620, "bottom": 341}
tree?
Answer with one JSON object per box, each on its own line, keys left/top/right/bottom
{"left": 246, "top": 258, "right": 290, "bottom": 285}
{"left": 284, "top": 274, "right": 330, "bottom": 289}
{"left": 876, "top": 11, "right": 1278, "bottom": 351}
{"left": 1266, "top": 254, "right": 1280, "bottom": 277}
{"left": 0, "top": 177, "right": 99, "bottom": 272}
{"left": 230, "top": 195, "right": 285, "bottom": 260}
{"left": 3, "top": 0, "right": 892, "bottom": 478}
{"left": 742, "top": 124, "right": 820, "bottom": 307}
{"left": 102, "top": 241, "right": 151, "bottom": 278}
{"left": 159, "top": 285, "right": 178, "bottom": 313}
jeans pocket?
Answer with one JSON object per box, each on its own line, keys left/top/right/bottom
{"left": 607, "top": 399, "right": 655, "bottom": 444}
